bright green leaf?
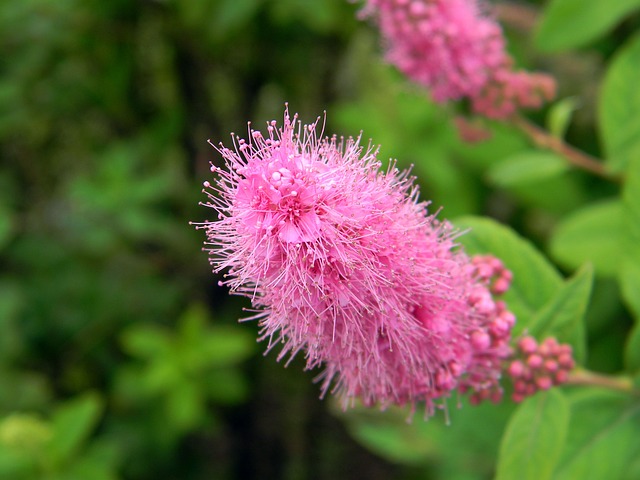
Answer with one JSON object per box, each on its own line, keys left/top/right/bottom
{"left": 620, "top": 263, "right": 640, "bottom": 320}
{"left": 121, "top": 325, "right": 172, "bottom": 359}
{"left": 550, "top": 200, "right": 624, "bottom": 276}
{"left": 547, "top": 97, "right": 580, "bottom": 139}
{"left": 535, "top": 0, "right": 640, "bottom": 52}
{"left": 600, "top": 33, "right": 640, "bottom": 172}
{"left": 554, "top": 389, "right": 640, "bottom": 479}
{"left": 193, "top": 326, "right": 255, "bottom": 367}
{"left": 487, "top": 151, "right": 569, "bottom": 187}
{"left": 623, "top": 155, "right": 640, "bottom": 227}
{"left": 528, "top": 264, "right": 593, "bottom": 363}
{"left": 0, "top": 447, "right": 34, "bottom": 478}
{"left": 454, "top": 216, "right": 563, "bottom": 331}
{"left": 620, "top": 156, "right": 640, "bottom": 318}
{"left": 142, "top": 362, "right": 182, "bottom": 394}
{"left": 48, "top": 393, "right": 104, "bottom": 465}
{"left": 625, "top": 323, "right": 640, "bottom": 372}
{"left": 496, "top": 389, "right": 569, "bottom": 480}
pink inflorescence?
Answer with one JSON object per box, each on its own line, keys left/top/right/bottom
{"left": 506, "top": 336, "right": 575, "bottom": 403}
{"left": 195, "top": 107, "right": 516, "bottom": 416}
{"left": 361, "top": 0, "right": 555, "bottom": 119}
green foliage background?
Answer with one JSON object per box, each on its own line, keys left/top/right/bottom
{"left": 1, "top": 0, "right": 639, "bottom": 479}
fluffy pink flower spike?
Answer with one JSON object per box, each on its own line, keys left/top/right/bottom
{"left": 196, "top": 107, "right": 516, "bottom": 417}
{"left": 362, "top": 0, "right": 555, "bottom": 119}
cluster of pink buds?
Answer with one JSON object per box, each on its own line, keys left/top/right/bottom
{"left": 458, "top": 255, "right": 515, "bottom": 406}
{"left": 472, "top": 70, "right": 556, "bottom": 119}
{"left": 469, "top": 255, "right": 513, "bottom": 295}
{"left": 506, "top": 336, "right": 575, "bottom": 403}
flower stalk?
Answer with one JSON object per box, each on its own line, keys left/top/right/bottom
{"left": 511, "top": 115, "right": 619, "bottom": 181}
{"left": 566, "top": 368, "right": 638, "bottom": 395}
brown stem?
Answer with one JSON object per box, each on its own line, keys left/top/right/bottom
{"left": 566, "top": 369, "right": 637, "bottom": 395}
{"left": 494, "top": 3, "right": 539, "bottom": 32}
{"left": 511, "top": 115, "right": 619, "bottom": 181}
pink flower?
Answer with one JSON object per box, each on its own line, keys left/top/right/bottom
{"left": 361, "top": 0, "right": 555, "bottom": 118}
{"left": 196, "top": 108, "right": 515, "bottom": 416}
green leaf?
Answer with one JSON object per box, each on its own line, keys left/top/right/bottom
{"left": 487, "top": 151, "right": 569, "bottom": 187}
{"left": 528, "top": 264, "right": 593, "bottom": 363}
{"left": 48, "top": 393, "right": 104, "bottom": 465}
{"left": 547, "top": 97, "right": 580, "bottom": 139}
{"left": 625, "top": 323, "right": 640, "bottom": 373}
{"left": 142, "top": 361, "right": 182, "bottom": 394}
{"left": 454, "top": 216, "right": 563, "bottom": 332}
{"left": 121, "top": 325, "right": 172, "bottom": 359}
{"left": 213, "top": 0, "right": 262, "bottom": 37}
{"left": 176, "top": 304, "right": 254, "bottom": 369}
{"left": 623, "top": 155, "right": 640, "bottom": 227}
{"left": 599, "top": 33, "right": 640, "bottom": 172}
{"left": 554, "top": 389, "right": 640, "bottom": 479}
{"left": 535, "top": 0, "right": 640, "bottom": 52}
{"left": 620, "top": 156, "right": 640, "bottom": 318}
{"left": 165, "top": 381, "right": 204, "bottom": 432}
{"left": 0, "top": 204, "right": 14, "bottom": 251}
{"left": 620, "top": 263, "right": 640, "bottom": 320}
{"left": 496, "top": 389, "right": 569, "bottom": 480}
{"left": 345, "top": 420, "right": 437, "bottom": 465}
{"left": 550, "top": 200, "right": 624, "bottom": 276}
{"left": 337, "top": 396, "right": 514, "bottom": 476}
{"left": 193, "top": 326, "right": 255, "bottom": 367}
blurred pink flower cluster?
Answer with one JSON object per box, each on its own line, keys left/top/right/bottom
{"left": 361, "top": 0, "right": 555, "bottom": 118}
{"left": 196, "top": 108, "right": 517, "bottom": 416}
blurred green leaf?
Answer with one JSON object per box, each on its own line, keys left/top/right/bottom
{"left": 535, "top": 0, "right": 640, "bottom": 52}
{"left": 194, "top": 326, "right": 256, "bottom": 367}
{"left": 0, "top": 205, "right": 14, "bottom": 251}
{"left": 547, "top": 98, "right": 580, "bottom": 139}
{"left": 0, "top": 413, "right": 52, "bottom": 453}
{"left": 454, "top": 122, "right": 529, "bottom": 171}
{"left": 496, "top": 389, "right": 569, "bottom": 480}
{"left": 487, "top": 151, "right": 569, "bottom": 187}
{"left": 48, "top": 392, "right": 104, "bottom": 466}
{"left": 550, "top": 200, "right": 624, "bottom": 276}
{"left": 528, "top": 264, "right": 593, "bottom": 363}
{"left": 166, "top": 381, "right": 204, "bottom": 432}
{"left": 0, "top": 446, "right": 33, "bottom": 479}
{"left": 599, "top": 33, "right": 640, "bottom": 172}
{"left": 177, "top": 304, "right": 255, "bottom": 370}
{"left": 620, "top": 263, "right": 640, "bottom": 320}
{"left": 625, "top": 323, "right": 640, "bottom": 373}
{"left": 620, "top": 156, "right": 640, "bottom": 318}
{"left": 338, "top": 396, "right": 514, "bottom": 477}
{"left": 453, "top": 216, "right": 563, "bottom": 331}
{"left": 345, "top": 420, "right": 437, "bottom": 465}
{"left": 213, "top": 0, "right": 263, "bottom": 38}
{"left": 121, "top": 326, "right": 172, "bottom": 359}
{"left": 554, "top": 389, "right": 640, "bottom": 479}
{"left": 142, "top": 362, "right": 182, "bottom": 395}
{"left": 0, "top": 281, "right": 23, "bottom": 361}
